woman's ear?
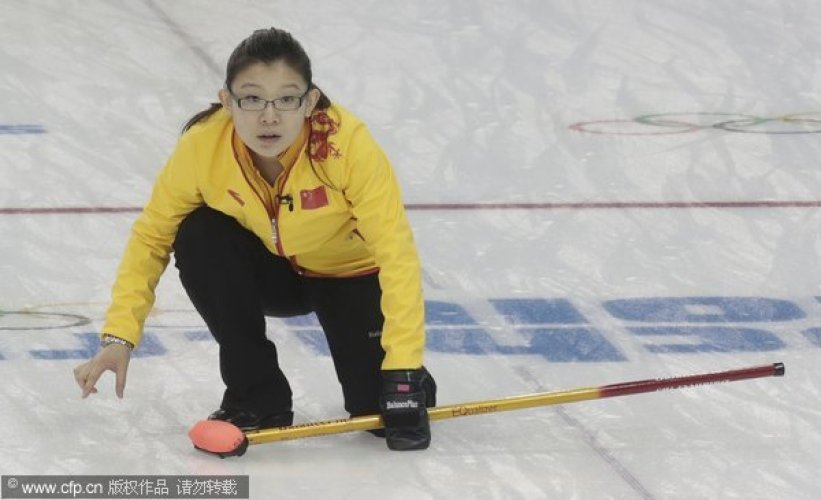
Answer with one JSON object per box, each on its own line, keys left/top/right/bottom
{"left": 218, "top": 89, "right": 233, "bottom": 116}
{"left": 304, "top": 88, "right": 321, "bottom": 117}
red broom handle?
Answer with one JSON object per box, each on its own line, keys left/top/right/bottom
{"left": 597, "top": 362, "right": 784, "bottom": 398}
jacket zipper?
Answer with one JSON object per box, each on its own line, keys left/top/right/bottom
{"left": 271, "top": 169, "right": 306, "bottom": 275}
{"left": 231, "top": 130, "right": 304, "bottom": 275}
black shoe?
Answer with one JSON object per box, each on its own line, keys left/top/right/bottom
{"left": 208, "top": 408, "right": 294, "bottom": 431}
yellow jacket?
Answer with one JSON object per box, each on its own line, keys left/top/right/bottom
{"left": 102, "top": 104, "right": 425, "bottom": 369}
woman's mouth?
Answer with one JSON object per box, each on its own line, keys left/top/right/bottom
{"left": 258, "top": 134, "right": 281, "bottom": 145}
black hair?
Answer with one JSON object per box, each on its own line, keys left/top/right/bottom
{"left": 182, "top": 28, "right": 331, "bottom": 132}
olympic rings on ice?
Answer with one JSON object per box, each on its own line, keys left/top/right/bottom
{"left": 570, "top": 112, "right": 821, "bottom": 135}
{"left": 0, "top": 310, "right": 91, "bottom": 330}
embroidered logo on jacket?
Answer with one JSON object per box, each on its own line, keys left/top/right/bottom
{"left": 300, "top": 186, "right": 329, "bottom": 210}
{"left": 308, "top": 111, "right": 341, "bottom": 161}
{"left": 227, "top": 189, "right": 245, "bottom": 206}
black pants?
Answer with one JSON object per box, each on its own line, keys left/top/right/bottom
{"left": 173, "top": 206, "right": 386, "bottom": 417}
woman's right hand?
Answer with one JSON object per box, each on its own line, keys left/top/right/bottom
{"left": 73, "top": 344, "right": 132, "bottom": 399}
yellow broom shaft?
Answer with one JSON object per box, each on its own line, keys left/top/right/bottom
{"left": 246, "top": 387, "right": 600, "bottom": 445}
{"left": 430, "top": 387, "right": 600, "bottom": 422}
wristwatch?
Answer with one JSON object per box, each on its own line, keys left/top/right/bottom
{"left": 100, "top": 334, "right": 135, "bottom": 351}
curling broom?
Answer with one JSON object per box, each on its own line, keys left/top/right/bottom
{"left": 189, "top": 362, "right": 784, "bottom": 457}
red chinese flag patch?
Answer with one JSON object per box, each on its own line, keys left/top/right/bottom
{"left": 300, "top": 186, "right": 329, "bottom": 210}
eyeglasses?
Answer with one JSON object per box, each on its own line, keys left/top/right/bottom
{"left": 229, "top": 89, "right": 310, "bottom": 112}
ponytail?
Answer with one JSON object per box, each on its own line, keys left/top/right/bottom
{"left": 181, "top": 103, "right": 222, "bottom": 133}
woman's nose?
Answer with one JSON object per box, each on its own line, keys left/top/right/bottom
{"left": 260, "top": 102, "right": 280, "bottom": 124}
